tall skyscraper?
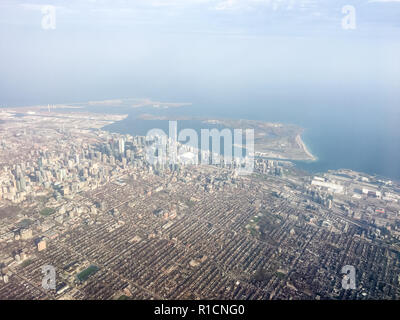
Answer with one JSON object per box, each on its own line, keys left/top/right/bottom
{"left": 118, "top": 138, "right": 125, "bottom": 156}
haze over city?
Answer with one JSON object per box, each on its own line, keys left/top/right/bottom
{"left": 0, "top": 0, "right": 400, "bottom": 309}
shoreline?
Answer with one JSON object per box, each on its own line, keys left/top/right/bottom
{"left": 296, "top": 134, "right": 317, "bottom": 162}
{"left": 3, "top": 102, "right": 318, "bottom": 163}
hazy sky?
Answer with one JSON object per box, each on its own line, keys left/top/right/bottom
{"left": 0, "top": 0, "right": 399, "bottom": 107}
